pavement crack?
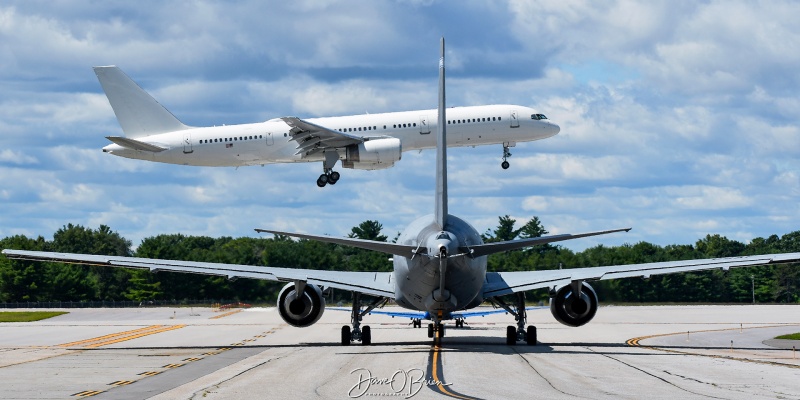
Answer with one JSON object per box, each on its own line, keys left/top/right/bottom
{"left": 584, "top": 347, "right": 726, "bottom": 400}
{"left": 511, "top": 347, "right": 586, "bottom": 399}
{"left": 187, "top": 353, "right": 290, "bottom": 400}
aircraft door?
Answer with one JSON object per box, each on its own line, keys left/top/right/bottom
{"left": 419, "top": 115, "right": 431, "bottom": 134}
{"left": 510, "top": 110, "right": 520, "bottom": 128}
{"left": 183, "top": 131, "right": 193, "bottom": 153}
{"left": 266, "top": 132, "right": 274, "bottom": 146}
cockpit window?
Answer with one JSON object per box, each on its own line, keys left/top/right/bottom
{"left": 531, "top": 114, "right": 548, "bottom": 120}
{"left": 436, "top": 232, "right": 449, "bottom": 240}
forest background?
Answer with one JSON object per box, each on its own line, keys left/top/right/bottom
{"left": 1, "top": 216, "right": 798, "bottom": 305}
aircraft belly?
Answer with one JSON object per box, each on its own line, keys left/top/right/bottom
{"left": 394, "top": 254, "right": 484, "bottom": 313}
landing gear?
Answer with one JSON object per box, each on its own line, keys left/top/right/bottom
{"left": 455, "top": 318, "right": 465, "bottom": 328}
{"left": 317, "top": 153, "right": 341, "bottom": 187}
{"left": 341, "top": 292, "right": 387, "bottom": 345}
{"left": 501, "top": 143, "right": 512, "bottom": 169}
{"left": 490, "top": 292, "right": 537, "bottom": 345}
{"left": 316, "top": 170, "right": 340, "bottom": 187}
{"left": 412, "top": 318, "right": 422, "bottom": 328}
{"left": 428, "top": 322, "right": 445, "bottom": 341}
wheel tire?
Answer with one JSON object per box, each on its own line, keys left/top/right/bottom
{"left": 316, "top": 176, "right": 327, "bottom": 187}
{"left": 526, "top": 326, "right": 537, "bottom": 345}
{"left": 506, "top": 326, "right": 516, "bottom": 345}
{"left": 330, "top": 171, "right": 340, "bottom": 181}
{"left": 427, "top": 323, "right": 434, "bottom": 338}
{"left": 438, "top": 324, "right": 445, "bottom": 338}
{"left": 328, "top": 177, "right": 337, "bottom": 185}
{"left": 501, "top": 161, "right": 510, "bottom": 170}
{"left": 362, "top": 326, "right": 371, "bottom": 345}
{"left": 341, "top": 325, "right": 351, "bottom": 346}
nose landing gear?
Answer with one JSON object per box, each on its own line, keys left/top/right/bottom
{"left": 501, "top": 142, "right": 514, "bottom": 170}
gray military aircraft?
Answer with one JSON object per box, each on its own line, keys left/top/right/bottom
{"left": 4, "top": 39, "right": 800, "bottom": 346}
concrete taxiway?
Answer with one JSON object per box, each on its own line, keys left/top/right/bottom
{"left": 1, "top": 304, "right": 798, "bottom": 399}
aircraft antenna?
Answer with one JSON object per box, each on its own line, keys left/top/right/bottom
{"left": 434, "top": 37, "right": 448, "bottom": 229}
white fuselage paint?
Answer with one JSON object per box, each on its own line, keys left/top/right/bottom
{"left": 102, "top": 105, "right": 559, "bottom": 167}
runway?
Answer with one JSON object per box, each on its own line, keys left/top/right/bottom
{"left": 1, "top": 305, "right": 798, "bottom": 399}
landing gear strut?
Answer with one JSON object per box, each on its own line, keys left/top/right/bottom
{"left": 490, "top": 292, "right": 537, "bottom": 345}
{"left": 341, "top": 292, "right": 387, "bottom": 346}
{"left": 501, "top": 142, "right": 513, "bottom": 170}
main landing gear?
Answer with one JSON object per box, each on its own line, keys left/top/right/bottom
{"left": 501, "top": 142, "right": 513, "bottom": 170}
{"left": 489, "top": 292, "right": 537, "bottom": 345}
{"left": 341, "top": 292, "right": 387, "bottom": 346}
{"left": 316, "top": 170, "right": 340, "bottom": 187}
{"left": 317, "top": 152, "right": 341, "bottom": 187}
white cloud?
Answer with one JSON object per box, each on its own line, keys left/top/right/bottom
{"left": 1, "top": 0, "right": 799, "bottom": 254}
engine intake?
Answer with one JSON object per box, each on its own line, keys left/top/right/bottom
{"left": 277, "top": 282, "right": 326, "bottom": 328}
{"left": 550, "top": 282, "right": 598, "bottom": 327}
{"left": 342, "top": 138, "right": 401, "bottom": 170}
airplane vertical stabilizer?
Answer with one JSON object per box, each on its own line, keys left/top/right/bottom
{"left": 434, "top": 38, "right": 448, "bottom": 230}
{"left": 94, "top": 66, "right": 190, "bottom": 138}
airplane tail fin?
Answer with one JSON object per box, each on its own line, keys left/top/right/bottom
{"left": 434, "top": 38, "right": 448, "bottom": 230}
{"left": 93, "top": 66, "right": 191, "bottom": 138}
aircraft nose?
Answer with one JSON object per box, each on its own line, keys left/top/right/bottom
{"left": 550, "top": 122, "right": 561, "bottom": 136}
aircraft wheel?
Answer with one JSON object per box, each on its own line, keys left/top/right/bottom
{"left": 526, "top": 326, "right": 537, "bottom": 345}
{"left": 501, "top": 160, "right": 510, "bottom": 170}
{"left": 362, "top": 325, "right": 371, "bottom": 345}
{"left": 330, "top": 171, "right": 340, "bottom": 182}
{"left": 317, "top": 175, "right": 328, "bottom": 187}
{"left": 427, "top": 323, "right": 434, "bottom": 338}
{"left": 341, "top": 325, "right": 351, "bottom": 345}
{"left": 437, "top": 324, "right": 445, "bottom": 338}
{"left": 506, "top": 326, "right": 516, "bottom": 345}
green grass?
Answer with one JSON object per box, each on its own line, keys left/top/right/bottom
{"left": 0, "top": 311, "right": 68, "bottom": 322}
{"left": 775, "top": 333, "right": 800, "bottom": 340}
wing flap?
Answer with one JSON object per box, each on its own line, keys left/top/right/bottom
{"left": 280, "top": 116, "right": 364, "bottom": 158}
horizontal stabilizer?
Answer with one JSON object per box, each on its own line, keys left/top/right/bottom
{"left": 255, "top": 228, "right": 423, "bottom": 257}
{"left": 105, "top": 136, "right": 167, "bottom": 152}
{"left": 462, "top": 228, "right": 631, "bottom": 258}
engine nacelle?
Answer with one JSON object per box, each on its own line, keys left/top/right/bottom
{"left": 277, "top": 282, "right": 326, "bottom": 328}
{"left": 342, "top": 138, "right": 401, "bottom": 170}
{"left": 550, "top": 282, "right": 598, "bottom": 327}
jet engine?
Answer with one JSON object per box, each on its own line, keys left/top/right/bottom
{"left": 549, "top": 282, "right": 598, "bottom": 327}
{"left": 277, "top": 282, "right": 326, "bottom": 328}
{"left": 342, "top": 138, "right": 401, "bottom": 170}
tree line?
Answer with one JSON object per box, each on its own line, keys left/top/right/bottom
{"left": 1, "top": 217, "right": 798, "bottom": 304}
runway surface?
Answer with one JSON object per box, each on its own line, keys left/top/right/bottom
{"left": 1, "top": 304, "right": 798, "bottom": 399}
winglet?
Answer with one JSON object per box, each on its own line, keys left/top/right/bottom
{"left": 434, "top": 37, "right": 448, "bottom": 230}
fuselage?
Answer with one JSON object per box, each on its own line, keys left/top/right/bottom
{"left": 392, "top": 214, "right": 487, "bottom": 316}
{"left": 102, "top": 104, "right": 559, "bottom": 167}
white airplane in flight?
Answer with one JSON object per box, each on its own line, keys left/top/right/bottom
{"left": 95, "top": 66, "right": 560, "bottom": 187}
{"left": 5, "top": 39, "right": 800, "bottom": 346}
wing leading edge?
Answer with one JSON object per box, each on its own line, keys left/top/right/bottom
{"left": 483, "top": 252, "right": 800, "bottom": 297}
{"left": 1, "top": 249, "right": 394, "bottom": 298}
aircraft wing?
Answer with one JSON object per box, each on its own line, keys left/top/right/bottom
{"left": 482, "top": 252, "right": 800, "bottom": 297}
{"left": 281, "top": 117, "right": 366, "bottom": 157}
{"left": 1, "top": 250, "right": 395, "bottom": 298}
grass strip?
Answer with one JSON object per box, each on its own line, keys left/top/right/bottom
{"left": 0, "top": 311, "right": 68, "bottom": 322}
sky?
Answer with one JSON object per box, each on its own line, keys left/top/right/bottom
{"left": 1, "top": 0, "right": 799, "bottom": 253}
